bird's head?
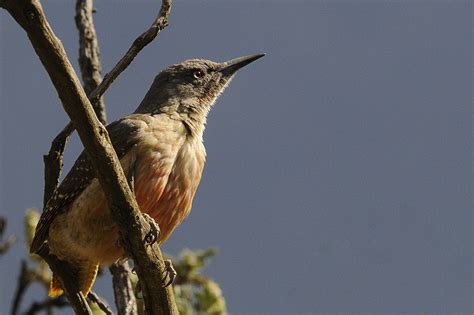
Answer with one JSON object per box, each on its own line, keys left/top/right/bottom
{"left": 135, "top": 54, "right": 265, "bottom": 134}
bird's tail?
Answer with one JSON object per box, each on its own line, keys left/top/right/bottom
{"left": 49, "top": 260, "right": 99, "bottom": 297}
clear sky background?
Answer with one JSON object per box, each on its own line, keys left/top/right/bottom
{"left": 1, "top": 0, "right": 471, "bottom": 314}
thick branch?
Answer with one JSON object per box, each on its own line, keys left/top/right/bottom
{"left": 1, "top": 0, "right": 177, "bottom": 314}
{"left": 110, "top": 261, "right": 138, "bottom": 315}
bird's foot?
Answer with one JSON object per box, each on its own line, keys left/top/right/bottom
{"left": 162, "top": 259, "right": 177, "bottom": 287}
{"left": 142, "top": 213, "right": 160, "bottom": 245}
{"left": 131, "top": 259, "right": 176, "bottom": 287}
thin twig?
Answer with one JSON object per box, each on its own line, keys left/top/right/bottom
{"left": 110, "top": 261, "right": 137, "bottom": 315}
{"left": 11, "top": 257, "right": 56, "bottom": 315}
{"left": 11, "top": 261, "right": 30, "bottom": 315}
{"left": 23, "top": 296, "right": 69, "bottom": 315}
{"left": 43, "top": 122, "right": 74, "bottom": 205}
{"left": 87, "top": 0, "right": 172, "bottom": 105}
{"left": 87, "top": 291, "right": 114, "bottom": 315}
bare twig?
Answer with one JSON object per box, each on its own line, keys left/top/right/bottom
{"left": 42, "top": 122, "right": 74, "bottom": 205}
{"left": 11, "top": 261, "right": 30, "bottom": 315}
{"left": 75, "top": 0, "right": 106, "bottom": 124}
{"left": 23, "top": 296, "right": 69, "bottom": 315}
{"left": 1, "top": 0, "right": 177, "bottom": 314}
{"left": 110, "top": 261, "right": 138, "bottom": 315}
{"left": 88, "top": 0, "right": 172, "bottom": 105}
{"left": 87, "top": 291, "right": 113, "bottom": 315}
{"left": 11, "top": 254, "right": 54, "bottom": 315}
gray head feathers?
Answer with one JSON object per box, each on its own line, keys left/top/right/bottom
{"left": 135, "top": 54, "right": 265, "bottom": 135}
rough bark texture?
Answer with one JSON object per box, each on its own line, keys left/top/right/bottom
{"left": 75, "top": 0, "right": 106, "bottom": 124}
{"left": 0, "top": 0, "right": 178, "bottom": 314}
{"left": 110, "top": 261, "right": 138, "bottom": 315}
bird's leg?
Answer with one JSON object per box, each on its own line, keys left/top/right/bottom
{"left": 162, "top": 259, "right": 177, "bottom": 287}
{"left": 142, "top": 213, "right": 160, "bottom": 246}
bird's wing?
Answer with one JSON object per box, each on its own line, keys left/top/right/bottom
{"left": 30, "top": 116, "right": 145, "bottom": 253}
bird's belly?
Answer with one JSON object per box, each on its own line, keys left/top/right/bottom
{"left": 134, "top": 145, "right": 204, "bottom": 242}
{"left": 48, "top": 178, "right": 123, "bottom": 264}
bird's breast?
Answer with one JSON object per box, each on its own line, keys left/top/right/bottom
{"left": 134, "top": 136, "right": 206, "bottom": 242}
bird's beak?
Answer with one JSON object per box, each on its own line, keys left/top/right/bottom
{"left": 219, "top": 53, "right": 265, "bottom": 76}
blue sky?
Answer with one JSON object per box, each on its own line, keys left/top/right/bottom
{"left": 1, "top": 1, "right": 471, "bottom": 313}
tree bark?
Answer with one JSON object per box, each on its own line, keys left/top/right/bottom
{"left": 75, "top": 0, "right": 106, "bottom": 124}
{"left": 110, "top": 261, "right": 138, "bottom": 315}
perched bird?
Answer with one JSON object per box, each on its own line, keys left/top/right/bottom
{"left": 30, "top": 54, "right": 265, "bottom": 296}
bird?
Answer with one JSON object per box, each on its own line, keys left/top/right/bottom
{"left": 30, "top": 53, "right": 265, "bottom": 297}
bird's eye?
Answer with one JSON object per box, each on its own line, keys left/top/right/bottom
{"left": 193, "top": 70, "right": 205, "bottom": 79}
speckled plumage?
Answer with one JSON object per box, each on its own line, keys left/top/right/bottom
{"left": 47, "top": 113, "right": 205, "bottom": 265}
{"left": 30, "top": 54, "right": 264, "bottom": 296}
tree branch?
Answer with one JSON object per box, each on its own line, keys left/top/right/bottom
{"left": 1, "top": 0, "right": 177, "bottom": 313}
{"left": 75, "top": 0, "right": 106, "bottom": 124}
{"left": 42, "top": 122, "right": 74, "bottom": 205}
{"left": 88, "top": 0, "right": 172, "bottom": 105}
{"left": 11, "top": 261, "right": 30, "bottom": 315}
{"left": 110, "top": 261, "right": 138, "bottom": 315}
{"left": 23, "top": 296, "right": 69, "bottom": 315}
{"left": 87, "top": 291, "right": 113, "bottom": 315}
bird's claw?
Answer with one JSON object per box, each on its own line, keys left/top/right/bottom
{"left": 162, "top": 259, "right": 177, "bottom": 287}
{"left": 142, "top": 213, "right": 160, "bottom": 245}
